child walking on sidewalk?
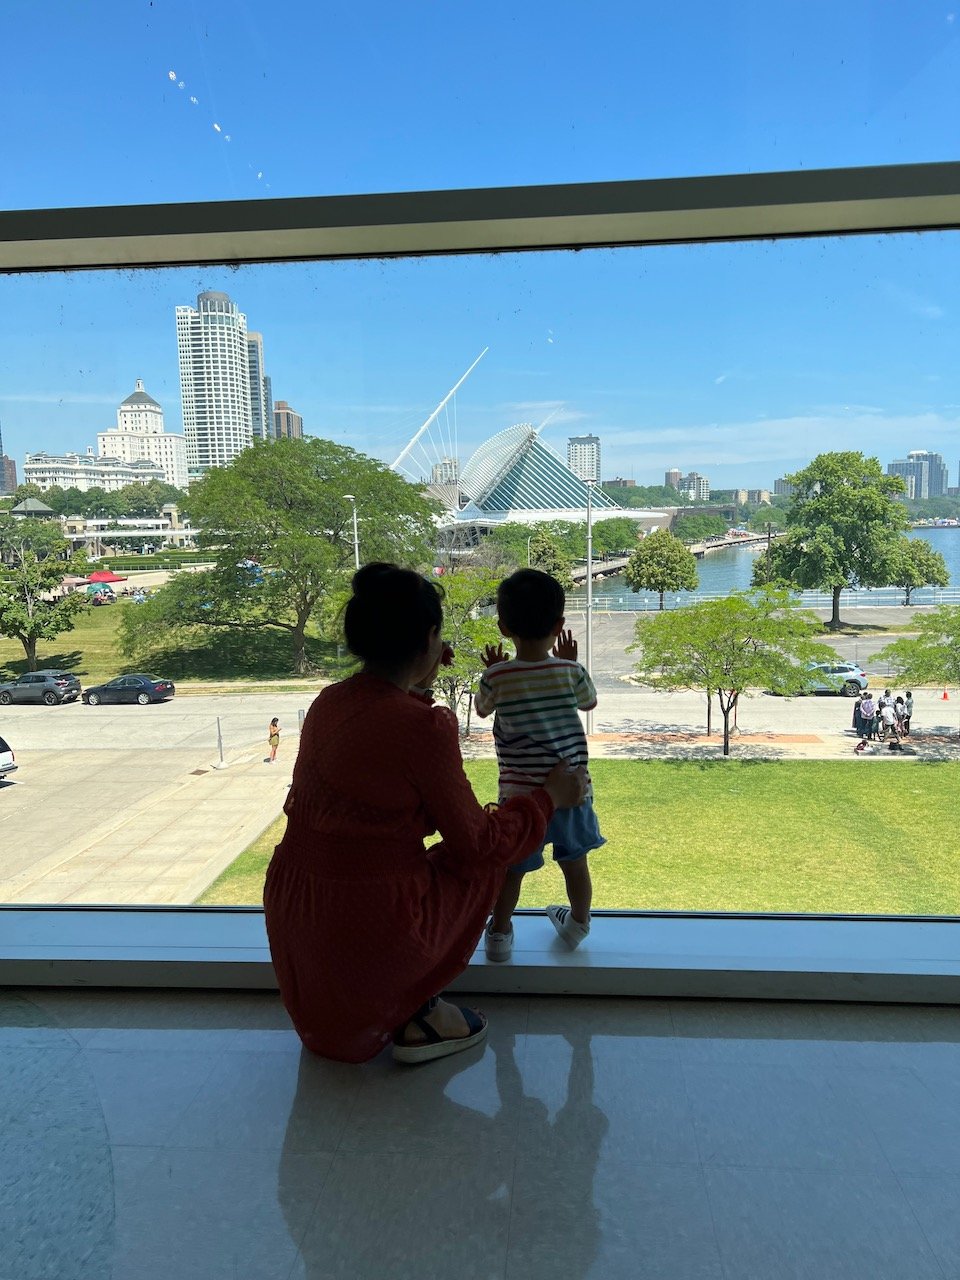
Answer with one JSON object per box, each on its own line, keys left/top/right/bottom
{"left": 475, "top": 569, "right": 604, "bottom": 960}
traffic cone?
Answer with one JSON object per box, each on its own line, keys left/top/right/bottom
{"left": 942, "top": 688, "right": 950, "bottom": 701}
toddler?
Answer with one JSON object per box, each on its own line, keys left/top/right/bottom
{"left": 475, "top": 568, "right": 604, "bottom": 960}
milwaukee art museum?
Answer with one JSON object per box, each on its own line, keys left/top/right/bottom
{"left": 427, "top": 422, "right": 665, "bottom": 545}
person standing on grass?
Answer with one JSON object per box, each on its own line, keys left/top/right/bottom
{"left": 475, "top": 568, "right": 605, "bottom": 961}
{"left": 267, "top": 718, "right": 281, "bottom": 763}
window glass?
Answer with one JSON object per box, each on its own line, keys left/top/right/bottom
{"left": 3, "top": 0, "right": 958, "bottom": 210}
{"left": 1, "top": 231, "right": 958, "bottom": 917}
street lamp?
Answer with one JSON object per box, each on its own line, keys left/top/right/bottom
{"left": 342, "top": 494, "right": 360, "bottom": 570}
{"left": 527, "top": 535, "right": 533, "bottom": 567}
{"left": 585, "top": 479, "right": 595, "bottom": 735}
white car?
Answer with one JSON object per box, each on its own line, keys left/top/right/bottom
{"left": 0, "top": 733, "right": 16, "bottom": 779}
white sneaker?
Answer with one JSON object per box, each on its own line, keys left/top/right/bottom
{"left": 546, "top": 905, "right": 590, "bottom": 949}
{"left": 484, "top": 923, "right": 514, "bottom": 961}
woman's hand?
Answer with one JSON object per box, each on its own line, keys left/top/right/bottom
{"left": 543, "top": 762, "right": 588, "bottom": 810}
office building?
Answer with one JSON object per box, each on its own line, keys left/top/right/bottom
{"left": 665, "top": 468, "right": 683, "bottom": 489}
{"left": 0, "top": 421, "right": 16, "bottom": 495}
{"left": 566, "top": 434, "right": 601, "bottom": 482}
{"left": 23, "top": 449, "right": 166, "bottom": 492}
{"left": 273, "top": 400, "right": 304, "bottom": 440}
{"left": 246, "top": 333, "right": 272, "bottom": 441}
{"left": 604, "top": 476, "right": 635, "bottom": 487}
{"left": 96, "top": 380, "right": 188, "bottom": 490}
{"left": 680, "top": 471, "right": 710, "bottom": 500}
{"left": 774, "top": 477, "right": 796, "bottom": 497}
{"left": 176, "top": 291, "right": 252, "bottom": 475}
{"left": 431, "top": 457, "right": 459, "bottom": 486}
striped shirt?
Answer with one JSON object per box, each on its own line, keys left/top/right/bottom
{"left": 474, "top": 657, "right": 597, "bottom": 796}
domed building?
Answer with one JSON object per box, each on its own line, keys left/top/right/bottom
{"left": 96, "top": 380, "right": 188, "bottom": 489}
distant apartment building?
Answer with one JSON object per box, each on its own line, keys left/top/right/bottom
{"left": 176, "top": 291, "right": 253, "bottom": 476}
{"left": 887, "top": 456, "right": 929, "bottom": 500}
{"left": 774, "top": 477, "right": 796, "bottom": 497}
{"left": 0, "top": 421, "right": 16, "bottom": 494}
{"left": 273, "top": 400, "right": 303, "bottom": 440}
{"left": 604, "top": 476, "right": 635, "bottom": 487}
{"left": 23, "top": 449, "right": 166, "bottom": 493}
{"left": 680, "top": 471, "right": 710, "bottom": 501}
{"left": 431, "top": 457, "right": 459, "bottom": 486}
{"left": 96, "top": 380, "right": 188, "bottom": 490}
{"left": 665, "top": 468, "right": 683, "bottom": 489}
{"left": 246, "top": 332, "right": 273, "bottom": 441}
{"left": 567, "top": 434, "right": 601, "bottom": 482}
{"left": 748, "top": 489, "right": 772, "bottom": 505}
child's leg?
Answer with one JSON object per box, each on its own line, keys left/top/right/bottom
{"left": 560, "top": 857, "right": 592, "bottom": 925}
{"left": 490, "top": 868, "right": 525, "bottom": 935}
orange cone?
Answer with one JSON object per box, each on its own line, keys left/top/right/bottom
{"left": 942, "top": 688, "right": 950, "bottom": 701}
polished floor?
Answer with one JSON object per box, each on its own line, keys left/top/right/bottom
{"left": 3, "top": 988, "right": 960, "bottom": 1279}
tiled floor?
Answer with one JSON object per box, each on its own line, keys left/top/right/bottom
{"left": 3, "top": 989, "right": 960, "bottom": 1279}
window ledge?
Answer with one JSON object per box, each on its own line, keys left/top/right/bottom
{"left": 2, "top": 909, "right": 959, "bottom": 1003}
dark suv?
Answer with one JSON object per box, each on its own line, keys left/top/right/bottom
{"left": 0, "top": 671, "right": 82, "bottom": 706}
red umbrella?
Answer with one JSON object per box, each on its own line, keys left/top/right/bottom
{"left": 88, "top": 569, "right": 128, "bottom": 583}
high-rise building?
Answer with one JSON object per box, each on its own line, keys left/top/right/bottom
{"left": 0, "top": 420, "right": 16, "bottom": 495}
{"left": 246, "top": 333, "right": 272, "bottom": 441}
{"left": 567, "top": 434, "right": 601, "bottom": 482}
{"left": 431, "top": 458, "right": 459, "bottom": 486}
{"left": 774, "top": 477, "right": 796, "bottom": 497}
{"left": 96, "top": 380, "right": 188, "bottom": 490}
{"left": 681, "top": 471, "right": 710, "bottom": 500}
{"left": 176, "top": 291, "right": 252, "bottom": 476}
{"left": 262, "top": 374, "right": 273, "bottom": 441}
{"left": 273, "top": 400, "right": 303, "bottom": 440}
{"left": 909, "top": 450, "right": 948, "bottom": 498}
{"left": 887, "top": 455, "right": 930, "bottom": 501}
{"left": 665, "top": 468, "right": 683, "bottom": 489}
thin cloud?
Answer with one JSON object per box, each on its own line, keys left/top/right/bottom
{"left": 880, "top": 282, "right": 945, "bottom": 321}
{"left": 0, "top": 391, "right": 125, "bottom": 406}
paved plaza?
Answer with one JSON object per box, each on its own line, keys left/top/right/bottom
{"left": 1, "top": 608, "right": 956, "bottom": 905}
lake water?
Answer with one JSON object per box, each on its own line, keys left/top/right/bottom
{"left": 585, "top": 526, "right": 960, "bottom": 609}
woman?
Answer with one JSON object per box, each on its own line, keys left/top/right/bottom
{"left": 264, "top": 563, "right": 585, "bottom": 1065}
{"left": 267, "top": 717, "right": 281, "bottom": 764}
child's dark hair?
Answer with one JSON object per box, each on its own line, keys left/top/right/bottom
{"left": 344, "top": 562, "right": 443, "bottom": 666}
{"left": 497, "top": 568, "right": 565, "bottom": 640}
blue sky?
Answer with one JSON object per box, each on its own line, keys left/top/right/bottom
{"left": 2, "top": 1, "right": 959, "bottom": 488}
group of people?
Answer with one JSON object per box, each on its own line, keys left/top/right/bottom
{"left": 852, "top": 688, "right": 914, "bottom": 752}
{"left": 263, "top": 563, "right": 598, "bottom": 1065}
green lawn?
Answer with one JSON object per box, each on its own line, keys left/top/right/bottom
{"left": 197, "top": 759, "right": 960, "bottom": 915}
{"left": 0, "top": 602, "right": 349, "bottom": 685}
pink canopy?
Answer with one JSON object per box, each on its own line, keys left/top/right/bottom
{"left": 88, "top": 569, "right": 127, "bottom": 583}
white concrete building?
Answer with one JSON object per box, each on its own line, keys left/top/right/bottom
{"left": 96, "top": 380, "right": 188, "bottom": 490}
{"left": 23, "top": 449, "right": 166, "bottom": 492}
{"left": 176, "top": 291, "right": 252, "bottom": 476}
{"left": 567, "top": 434, "right": 601, "bottom": 482}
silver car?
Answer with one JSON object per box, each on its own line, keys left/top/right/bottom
{"left": 806, "top": 662, "right": 869, "bottom": 696}
{"left": 0, "top": 670, "right": 82, "bottom": 706}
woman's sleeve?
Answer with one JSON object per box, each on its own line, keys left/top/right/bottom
{"left": 411, "top": 708, "right": 552, "bottom": 872}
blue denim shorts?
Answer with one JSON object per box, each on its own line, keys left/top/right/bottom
{"left": 510, "top": 801, "right": 605, "bottom": 874}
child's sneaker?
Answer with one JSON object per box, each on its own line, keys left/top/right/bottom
{"left": 484, "top": 922, "right": 514, "bottom": 962}
{"left": 546, "top": 905, "right": 590, "bottom": 949}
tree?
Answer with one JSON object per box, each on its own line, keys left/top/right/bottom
{"left": 875, "top": 607, "right": 960, "bottom": 714}
{"left": 527, "top": 528, "right": 574, "bottom": 590}
{"left": 592, "top": 517, "right": 642, "bottom": 557}
{"left": 0, "top": 516, "right": 90, "bottom": 670}
{"left": 629, "top": 589, "right": 835, "bottom": 754}
{"left": 623, "top": 528, "right": 698, "bottom": 609}
{"left": 753, "top": 452, "right": 909, "bottom": 630}
{"left": 12, "top": 483, "right": 44, "bottom": 504}
{"left": 889, "top": 537, "right": 949, "bottom": 605}
{"left": 672, "top": 514, "right": 728, "bottom": 542}
{"left": 430, "top": 569, "right": 501, "bottom": 728}
{"left": 122, "top": 437, "right": 438, "bottom": 673}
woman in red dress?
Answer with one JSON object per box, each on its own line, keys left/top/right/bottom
{"left": 264, "top": 563, "right": 585, "bottom": 1065}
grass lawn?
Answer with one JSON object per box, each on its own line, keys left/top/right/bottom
{"left": 197, "top": 759, "right": 960, "bottom": 915}
{"left": 0, "top": 602, "right": 349, "bottom": 685}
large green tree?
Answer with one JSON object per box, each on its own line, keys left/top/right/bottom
{"left": 527, "top": 528, "right": 575, "bottom": 590}
{"left": 672, "top": 513, "right": 728, "bottom": 542}
{"left": 889, "top": 537, "right": 950, "bottom": 606}
{"left": 629, "top": 589, "right": 834, "bottom": 754}
{"left": 623, "top": 528, "right": 698, "bottom": 609}
{"left": 122, "top": 438, "right": 438, "bottom": 673}
{"left": 0, "top": 516, "right": 90, "bottom": 670}
{"left": 430, "top": 569, "right": 501, "bottom": 728}
{"left": 752, "top": 452, "right": 909, "bottom": 629}
{"left": 876, "top": 607, "right": 960, "bottom": 711}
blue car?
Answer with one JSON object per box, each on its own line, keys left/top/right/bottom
{"left": 83, "top": 674, "right": 176, "bottom": 706}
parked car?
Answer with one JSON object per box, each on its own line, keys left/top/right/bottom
{"left": 82, "top": 674, "right": 176, "bottom": 706}
{"left": 806, "top": 662, "right": 870, "bottom": 696}
{"left": 0, "top": 734, "right": 16, "bottom": 778}
{"left": 0, "top": 671, "right": 82, "bottom": 706}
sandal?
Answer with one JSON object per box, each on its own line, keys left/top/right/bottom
{"left": 392, "top": 998, "right": 488, "bottom": 1065}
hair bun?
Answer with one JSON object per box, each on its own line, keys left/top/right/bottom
{"left": 351, "top": 562, "right": 399, "bottom": 597}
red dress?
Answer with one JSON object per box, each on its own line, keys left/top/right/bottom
{"left": 263, "top": 672, "right": 552, "bottom": 1062}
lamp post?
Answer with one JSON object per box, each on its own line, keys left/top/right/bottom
{"left": 342, "top": 494, "right": 360, "bottom": 569}
{"left": 527, "top": 535, "right": 533, "bottom": 567}
{"left": 585, "top": 479, "right": 595, "bottom": 735}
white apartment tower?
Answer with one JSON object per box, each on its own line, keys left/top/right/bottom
{"left": 176, "top": 291, "right": 252, "bottom": 475}
{"left": 247, "top": 332, "right": 273, "bottom": 441}
{"left": 96, "top": 380, "right": 188, "bottom": 490}
{"left": 567, "top": 434, "right": 601, "bottom": 482}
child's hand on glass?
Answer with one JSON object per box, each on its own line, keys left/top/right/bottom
{"left": 481, "top": 643, "right": 509, "bottom": 668}
{"left": 552, "top": 629, "right": 578, "bottom": 661}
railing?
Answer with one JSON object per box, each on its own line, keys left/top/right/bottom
{"left": 566, "top": 587, "right": 960, "bottom": 612}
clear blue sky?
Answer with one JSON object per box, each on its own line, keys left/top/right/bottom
{"left": 2, "top": 1, "right": 959, "bottom": 488}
